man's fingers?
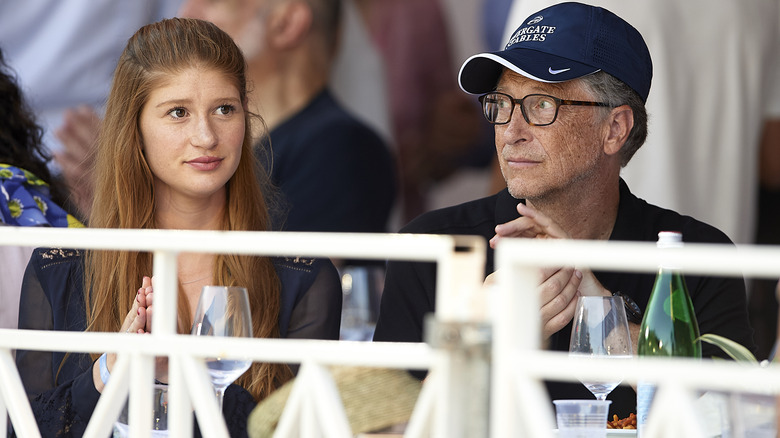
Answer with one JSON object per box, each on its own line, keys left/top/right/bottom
{"left": 516, "top": 203, "right": 569, "bottom": 238}
{"left": 544, "top": 290, "right": 581, "bottom": 337}
{"left": 70, "top": 108, "right": 100, "bottom": 145}
{"left": 536, "top": 266, "right": 573, "bottom": 292}
{"left": 494, "top": 217, "right": 541, "bottom": 237}
{"left": 539, "top": 269, "right": 582, "bottom": 339}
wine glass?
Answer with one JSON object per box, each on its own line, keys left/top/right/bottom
{"left": 112, "top": 383, "right": 169, "bottom": 437}
{"left": 568, "top": 295, "right": 633, "bottom": 401}
{"left": 339, "top": 265, "right": 382, "bottom": 341}
{"left": 191, "top": 286, "right": 253, "bottom": 411}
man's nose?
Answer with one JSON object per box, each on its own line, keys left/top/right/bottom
{"left": 499, "top": 111, "right": 532, "bottom": 145}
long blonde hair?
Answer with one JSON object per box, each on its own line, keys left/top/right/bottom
{"left": 83, "top": 18, "right": 292, "bottom": 400}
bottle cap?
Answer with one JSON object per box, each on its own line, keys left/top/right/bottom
{"left": 657, "top": 231, "right": 683, "bottom": 248}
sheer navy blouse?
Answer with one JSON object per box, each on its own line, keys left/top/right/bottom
{"left": 16, "top": 248, "right": 342, "bottom": 437}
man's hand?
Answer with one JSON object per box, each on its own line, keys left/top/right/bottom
{"left": 54, "top": 105, "right": 101, "bottom": 219}
{"left": 485, "top": 202, "right": 613, "bottom": 340}
{"left": 490, "top": 202, "right": 570, "bottom": 244}
{"left": 490, "top": 202, "right": 610, "bottom": 297}
{"left": 537, "top": 266, "right": 582, "bottom": 339}
{"left": 484, "top": 265, "right": 581, "bottom": 340}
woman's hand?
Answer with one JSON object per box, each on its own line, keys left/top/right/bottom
{"left": 93, "top": 276, "right": 152, "bottom": 392}
{"left": 139, "top": 276, "right": 155, "bottom": 333}
{"left": 121, "top": 276, "right": 152, "bottom": 335}
{"left": 135, "top": 276, "right": 170, "bottom": 383}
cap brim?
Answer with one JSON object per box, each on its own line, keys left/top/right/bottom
{"left": 458, "top": 50, "right": 600, "bottom": 95}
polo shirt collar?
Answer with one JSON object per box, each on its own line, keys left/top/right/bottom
{"left": 495, "top": 188, "right": 523, "bottom": 226}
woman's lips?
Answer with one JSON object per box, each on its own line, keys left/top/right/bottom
{"left": 186, "top": 156, "right": 223, "bottom": 171}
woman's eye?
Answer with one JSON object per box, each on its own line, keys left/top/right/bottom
{"left": 216, "top": 104, "right": 236, "bottom": 115}
{"left": 168, "top": 107, "right": 187, "bottom": 119}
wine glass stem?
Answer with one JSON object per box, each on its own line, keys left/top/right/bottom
{"left": 215, "top": 387, "right": 226, "bottom": 413}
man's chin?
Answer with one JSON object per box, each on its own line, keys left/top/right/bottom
{"left": 506, "top": 183, "right": 536, "bottom": 200}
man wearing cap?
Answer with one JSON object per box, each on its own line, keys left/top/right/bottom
{"left": 373, "top": 2, "right": 755, "bottom": 416}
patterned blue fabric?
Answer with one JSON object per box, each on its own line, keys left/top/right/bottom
{"left": 0, "top": 164, "right": 83, "bottom": 228}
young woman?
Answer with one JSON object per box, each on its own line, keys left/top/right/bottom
{"left": 15, "top": 18, "right": 342, "bottom": 437}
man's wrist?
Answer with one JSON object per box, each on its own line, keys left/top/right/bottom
{"left": 611, "top": 291, "right": 643, "bottom": 324}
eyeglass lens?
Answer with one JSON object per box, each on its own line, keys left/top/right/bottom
{"left": 482, "top": 93, "right": 558, "bottom": 125}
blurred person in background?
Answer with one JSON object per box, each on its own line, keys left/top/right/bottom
{"left": 179, "top": 0, "right": 397, "bottom": 233}
{"left": 354, "top": 0, "right": 492, "bottom": 222}
{"left": 0, "top": 47, "right": 83, "bottom": 332}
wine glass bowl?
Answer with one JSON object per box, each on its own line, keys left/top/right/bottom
{"left": 191, "top": 286, "right": 253, "bottom": 411}
{"left": 569, "top": 295, "right": 633, "bottom": 401}
{"left": 339, "top": 265, "right": 383, "bottom": 341}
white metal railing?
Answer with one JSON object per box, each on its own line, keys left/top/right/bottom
{"left": 2, "top": 227, "right": 780, "bottom": 437}
{"left": 494, "top": 238, "right": 780, "bottom": 438}
{"left": 0, "top": 227, "right": 485, "bottom": 438}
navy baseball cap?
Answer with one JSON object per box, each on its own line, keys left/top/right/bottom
{"left": 458, "top": 2, "right": 652, "bottom": 102}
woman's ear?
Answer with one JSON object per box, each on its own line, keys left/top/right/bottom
{"left": 267, "top": 0, "right": 313, "bottom": 50}
{"left": 603, "top": 105, "right": 634, "bottom": 156}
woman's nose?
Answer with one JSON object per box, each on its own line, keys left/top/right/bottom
{"left": 191, "top": 116, "right": 217, "bottom": 149}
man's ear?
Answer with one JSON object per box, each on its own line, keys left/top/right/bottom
{"left": 603, "top": 105, "right": 634, "bottom": 156}
{"left": 267, "top": 0, "right": 313, "bottom": 50}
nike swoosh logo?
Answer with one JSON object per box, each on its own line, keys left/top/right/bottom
{"left": 548, "top": 67, "right": 571, "bottom": 75}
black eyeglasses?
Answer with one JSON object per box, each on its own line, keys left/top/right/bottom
{"left": 478, "top": 91, "right": 613, "bottom": 126}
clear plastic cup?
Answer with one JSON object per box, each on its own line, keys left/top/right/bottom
{"left": 553, "top": 399, "right": 611, "bottom": 438}
{"left": 112, "top": 384, "right": 169, "bottom": 437}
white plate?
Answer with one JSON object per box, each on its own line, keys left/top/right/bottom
{"left": 553, "top": 429, "right": 636, "bottom": 437}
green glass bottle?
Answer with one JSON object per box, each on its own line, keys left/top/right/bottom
{"left": 636, "top": 231, "right": 701, "bottom": 434}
